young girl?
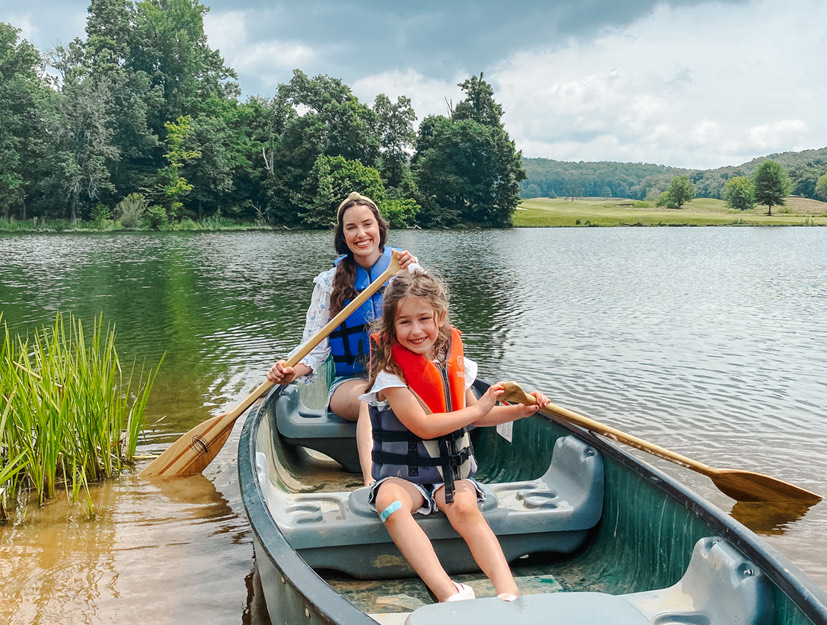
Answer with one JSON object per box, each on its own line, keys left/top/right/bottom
{"left": 360, "top": 270, "right": 550, "bottom": 603}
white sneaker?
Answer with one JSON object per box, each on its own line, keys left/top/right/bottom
{"left": 445, "top": 582, "right": 475, "bottom": 602}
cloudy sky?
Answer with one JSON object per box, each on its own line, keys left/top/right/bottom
{"left": 3, "top": 0, "right": 826, "bottom": 169}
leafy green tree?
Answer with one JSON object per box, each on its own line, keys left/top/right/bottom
{"left": 723, "top": 176, "right": 755, "bottom": 211}
{"left": 381, "top": 198, "right": 419, "bottom": 228}
{"left": 815, "top": 171, "right": 827, "bottom": 201}
{"left": 183, "top": 96, "right": 253, "bottom": 217}
{"left": 131, "top": 0, "right": 238, "bottom": 129}
{"left": 413, "top": 73, "right": 524, "bottom": 227}
{"left": 753, "top": 160, "right": 791, "bottom": 216}
{"left": 374, "top": 93, "right": 416, "bottom": 191}
{"left": 787, "top": 162, "right": 825, "bottom": 198}
{"left": 283, "top": 70, "right": 380, "bottom": 165}
{"left": 261, "top": 70, "right": 383, "bottom": 226}
{"left": 38, "top": 39, "right": 119, "bottom": 222}
{"left": 452, "top": 73, "right": 504, "bottom": 127}
{"left": 564, "top": 178, "right": 583, "bottom": 201}
{"left": 658, "top": 175, "right": 695, "bottom": 209}
{"left": 299, "top": 155, "right": 385, "bottom": 228}
{"left": 159, "top": 115, "right": 201, "bottom": 220}
{"left": 0, "top": 23, "right": 48, "bottom": 219}
{"left": 85, "top": 0, "right": 159, "bottom": 200}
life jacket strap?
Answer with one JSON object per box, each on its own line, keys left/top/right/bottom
{"left": 370, "top": 446, "right": 472, "bottom": 503}
{"left": 372, "top": 428, "right": 468, "bottom": 443}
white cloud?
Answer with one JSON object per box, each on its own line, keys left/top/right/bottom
{"left": 205, "top": 9, "right": 318, "bottom": 93}
{"left": 351, "top": 69, "right": 464, "bottom": 122}
{"left": 745, "top": 120, "right": 809, "bottom": 152}
{"left": 491, "top": 0, "right": 827, "bottom": 168}
{"left": 6, "top": 13, "right": 37, "bottom": 41}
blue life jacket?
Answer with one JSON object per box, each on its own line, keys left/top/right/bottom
{"left": 328, "top": 247, "right": 398, "bottom": 376}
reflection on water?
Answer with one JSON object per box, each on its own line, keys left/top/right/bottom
{"left": 730, "top": 501, "right": 818, "bottom": 535}
{"left": 1, "top": 228, "right": 826, "bottom": 621}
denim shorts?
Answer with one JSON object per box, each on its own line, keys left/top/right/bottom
{"left": 367, "top": 477, "right": 486, "bottom": 516}
{"left": 325, "top": 373, "right": 366, "bottom": 416}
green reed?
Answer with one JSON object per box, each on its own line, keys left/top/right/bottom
{"left": 0, "top": 312, "right": 162, "bottom": 518}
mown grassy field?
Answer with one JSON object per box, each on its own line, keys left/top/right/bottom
{"left": 514, "top": 197, "right": 827, "bottom": 227}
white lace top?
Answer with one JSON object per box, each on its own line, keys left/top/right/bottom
{"left": 288, "top": 267, "right": 337, "bottom": 378}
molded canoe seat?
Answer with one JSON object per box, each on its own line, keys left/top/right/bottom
{"left": 258, "top": 435, "right": 603, "bottom": 579}
{"left": 403, "top": 537, "right": 773, "bottom": 625}
{"left": 275, "top": 385, "right": 360, "bottom": 473}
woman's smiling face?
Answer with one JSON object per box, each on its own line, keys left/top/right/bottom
{"left": 341, "top": 203, "right": 381, "bottom": 268}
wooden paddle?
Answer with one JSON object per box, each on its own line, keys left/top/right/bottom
{"left": 139, "top": 251, "right": 406, "bottom": 478}
{"left": 500, "top": 381, "right": 822, "bottom": 503}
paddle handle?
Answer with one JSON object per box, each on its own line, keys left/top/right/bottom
{"left": 541, "top": 402, "right": 714, "bottom": 475}
{"left": 283, "top": 253, "right": 403, "bottom": 370}
{"left": 226, "top": 251, "right": 405, "bottom": 422}
{"left": 139, "top": 251, "right": 406, "bottom": 477}
{"left": 500, "top": 381, "right": 714, "bottom": 475}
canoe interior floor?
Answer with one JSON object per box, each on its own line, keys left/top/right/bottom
{"left": 323, "top": 558, "right": 570, "bottom": 615}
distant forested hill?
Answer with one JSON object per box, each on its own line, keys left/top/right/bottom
{"left": 521, "top": 147, "right": 827, "bottom": 200}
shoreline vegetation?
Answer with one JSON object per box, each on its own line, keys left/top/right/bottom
{"left": 2, "top": 197, "right": 826, "bottom": 233}
{"left": 0, "top": 313, "right": 162, "bottom": 521}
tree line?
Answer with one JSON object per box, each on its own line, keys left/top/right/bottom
{"left": 521, "top": 148, "right": 827, "bottom": 203}
{"left": 0, "top": 0, "right": 524, "bottom": 229}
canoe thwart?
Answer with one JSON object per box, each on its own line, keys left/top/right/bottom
{"left": 405, "top": 536, "right": 772, "bottom": 625}
{"left": 258, "top": 435, "right": 604, "bottom": 579}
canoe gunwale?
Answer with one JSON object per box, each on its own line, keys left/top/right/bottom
{"left": 239, "top": 388, "right": 377, "bottom": 625}
{"left": 239, "top": 381, "right": 827, "bottom": 625}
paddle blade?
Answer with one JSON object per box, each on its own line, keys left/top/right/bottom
{"left": 711, "top": 469, "right": 821, "bottom": 503}
{"left": 139, "top": 413, "right": 235, "bottom": 478}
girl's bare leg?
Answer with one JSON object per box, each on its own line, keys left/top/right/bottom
{"left": 375, "top": 479, "right": 458, "bottom": 602}
{"left": 356, "top": 401, "right": 373, "bottom": 484}
{"left": 329, "top": 380, "right": 373, "bottom": 484}
{"left": 435, "top": 481, "right": 519, "bottom": 597}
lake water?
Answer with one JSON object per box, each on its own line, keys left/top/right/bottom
{"left": 1, "top": 227, "right": 825, "bottom": 623}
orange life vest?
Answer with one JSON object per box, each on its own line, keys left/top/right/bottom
{"left": 390, "top": 326, "right": 466, "bottom": 413}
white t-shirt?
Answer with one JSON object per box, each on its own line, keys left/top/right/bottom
{"left": 358, "top": 356, "right": 478, "bottom": 406}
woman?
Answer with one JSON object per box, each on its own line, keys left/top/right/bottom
{"left": 266, "top": 192, "right": 417, "bottom": 483}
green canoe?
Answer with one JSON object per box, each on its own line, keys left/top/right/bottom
{"left": 238, "top": 380, "right": 827, "bottom": 625}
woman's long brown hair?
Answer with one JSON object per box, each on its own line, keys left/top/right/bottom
{"left": 366, "top": 271, "right": 451, "bottom": 391}
{"left": 330, "top": 194, "right": 389, "bottom": 316}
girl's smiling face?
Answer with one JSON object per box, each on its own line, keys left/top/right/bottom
{"left": 394, "top": 296, "right": 444, "bottom": 358}
{"left": 341, "top": 203, "right": 382, "bottom": 268}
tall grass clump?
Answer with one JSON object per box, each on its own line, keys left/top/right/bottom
{"left": 0, "top": 312, "right": 162, "bottom": 519}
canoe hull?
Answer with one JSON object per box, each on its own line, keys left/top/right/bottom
{"left": 239, "top": 381, "right": 827, "bottom": 625}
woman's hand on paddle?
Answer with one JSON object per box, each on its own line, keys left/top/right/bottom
{"left": 396, "top": 249, "right": 418, "bottom": 270}
{"left": 267, "top": 360, "right": 296, "bottom": 384}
